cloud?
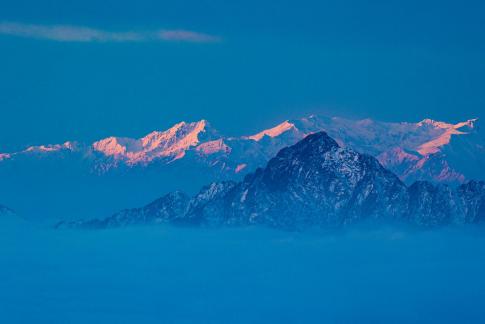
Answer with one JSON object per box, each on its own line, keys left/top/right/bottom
{"left": 158, "top": 30, "right": 220, "bottom": 43}
{"left": 0, "top": 22, "right": 221, "bottom": 43}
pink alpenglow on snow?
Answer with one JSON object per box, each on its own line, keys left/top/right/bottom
{"left": 0, "top": 115, "right": 482, "bottom": 184}
{"left": 248, "top": 120, "right": 297, "bottom": 141}
{"left": 235, "top": 164, "right": 247, "bottom": 173}
{"left": 24, "top": 141, "right": 76, "bottom": 153}
{"left": 196, "top": 139, "right": 231, "bottom": 155}
{"left": 416, "top": 118, "right": 478, "bottom": 155}
{"left": 92, "top": 120, "right": 217, "bottom": 165}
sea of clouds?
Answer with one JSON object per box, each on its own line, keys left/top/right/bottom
{"left": 1, "top": 215, "right": 485, "bottom": 324}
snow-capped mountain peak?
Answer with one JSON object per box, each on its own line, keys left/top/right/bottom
{"left": 417, "top": 118, "right": 478, "bottom": 130}
{"left": 1, "top": 114, "right": 483, "bottom": 221}
{"left": 92, "top": 119, "right": 218, "bottom": 164}
{"left": 62, "top": 131, "right": 485, "bottom": 230}
{"left": 0, "top": 115, "right": 482, "bottom": 189}
{"left": 92, "top": 137, "right": 139, "bottom": 156}
{"left": 24, "top": 141, "right": 77, "bottom": 153}
{"left": 247, "top": 120, "right": 298, "bottom": 141}
{"left": 416, "top": 118, "right": 479, "bottom": 155}
{"left": 417, "top": 118, "right": 454, "bottom": 129}
{"left": 454, "top": 118, "right": 479, "bottom": 130}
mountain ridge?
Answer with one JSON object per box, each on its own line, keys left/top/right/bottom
{"left": 57, "top": 132, "right": 485, "bottom": 230}
{"left": 1, "top": 114, "right": 483, "bottom": 220}
{"left": 1, "top": 115, "right": 482, "bottom": 184}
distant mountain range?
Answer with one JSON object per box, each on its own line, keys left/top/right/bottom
{"left": 0, "top": 115, "right": 483, "bottom": 219}
{"left": 2, "top": 115, "right": 482, "bottom": 183}
{"left": 58, "top": 132, "right": 485, "bottom": 230}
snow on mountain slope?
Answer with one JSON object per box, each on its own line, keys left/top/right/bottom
{"left": 196, "top": 139, "right": 231, "bottom": 155}
{"left": 92, "top": 120, "right": 218, "bottom": 165}
{"left": 0, "top": 115, "right": 482, "bottom": 186}
{"left": 243, "top": 115, "right": 482, "bottom": 184}
{"left": 2, "top": 141, "right": 78, "bottom": 157}
{"left": 247, "top": 120, "right": 298, "bottom": 141}
{"left": 415, "top": 118, "right": 478, "bottom": 155}
{"left": 1, "top": 114, "right": 482, "bottom": 220}
{"left": 250, "top": 115, "right": 479, "bottom": 157}
{"left": 61, "top": 132, "right": 485, "bottom": 230}
{"left": 24, "top": 141, "right": 78, "bottom": 153}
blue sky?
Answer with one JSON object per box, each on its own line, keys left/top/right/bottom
{"left": 1, "top": 0, "right": 484, "bottom": 151}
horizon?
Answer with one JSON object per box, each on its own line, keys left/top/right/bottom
{"left": 1, "top": 0, "right": 485, "bottom": 152}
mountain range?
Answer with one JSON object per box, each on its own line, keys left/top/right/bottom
{"left": 0, "top": 115, "right": 483, "bottom": 219}
{"left": 57, "top": 132, "right": 485, "bottom": 230}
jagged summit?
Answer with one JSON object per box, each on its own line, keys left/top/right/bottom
{"left": 0, "top": 114, "right": 483, "bottom": 220}
{"left": 417, "top": 117, "right": 478, "bottom": 129}
{"left": 417, "top": 118, "right": 454, "bottom": 129}
{"left": 62, "top": 131, "right": 484, "bottom": 230}
{"left": 415, "top": 118, "right": 480, "bottom": 155}
{"left": 24, "top": 141, "right": 78, "bottom": 153}
{"left": 92, "top": 119, "right": 219, "bottom": 164}
{"left": 260, "top": 132, "right": 341, "bottom": 190}
{"left": 0, "top": 115, "right": 482, "bottom": 178}
{"left": 247, "top": 120, "right": 298, "bottom": 141}
{"left": 274, "top": 131, "right": 339, "bottom": 157}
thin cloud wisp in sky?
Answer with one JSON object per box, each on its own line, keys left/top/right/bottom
{"left": 0, "top": 22, "right": 221, "bottom": 43}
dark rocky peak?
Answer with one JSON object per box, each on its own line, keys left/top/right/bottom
{"left": 57, "top": 133, "right": 485, "bottom": 231}
{"left": 269, "top": 131, "right": 340, "bottom": 164}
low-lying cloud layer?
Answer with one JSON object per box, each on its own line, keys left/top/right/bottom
{"left": 0, "top": 22, "right": 221, "bottom": 43}
{"left": 1, "top": 215, "right": 485, "bottom": 323}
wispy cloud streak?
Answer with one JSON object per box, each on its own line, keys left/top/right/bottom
{"left": 0, "top": 22, "right": 221, "bottom": 43}
{"left": 158, "top": 30, "right": 220, "bottom": 43}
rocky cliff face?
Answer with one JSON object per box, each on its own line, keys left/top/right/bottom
{"left": 59, "top": 132, "right": 485, "bottom": 230}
